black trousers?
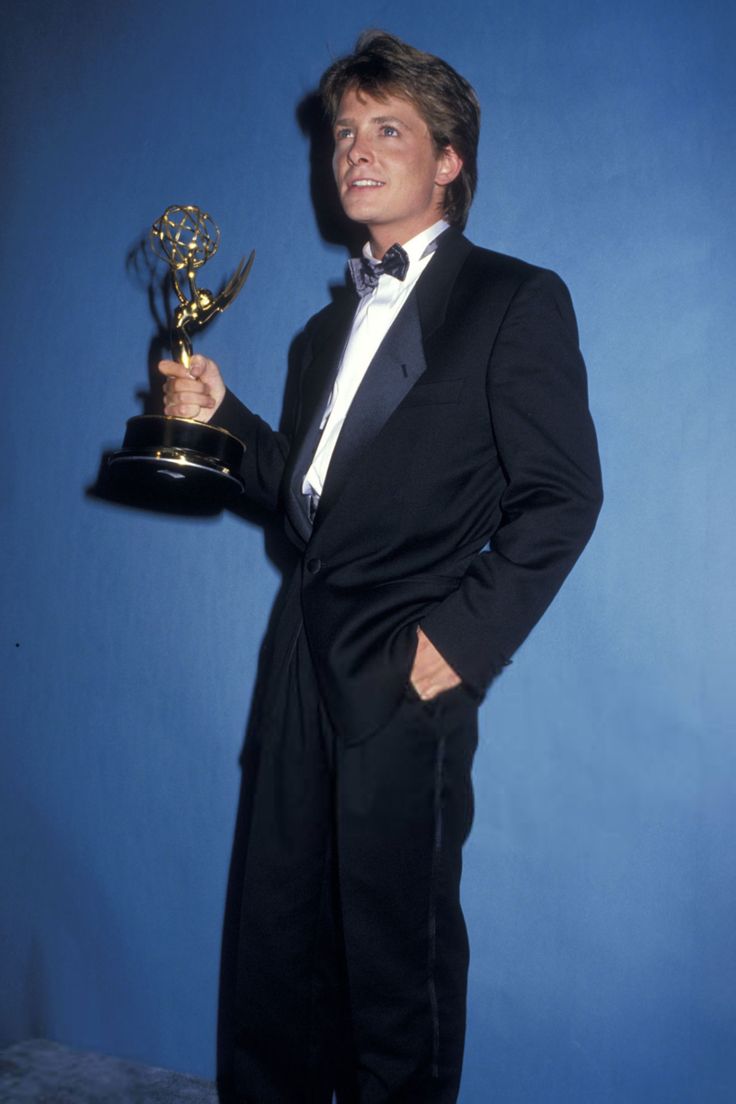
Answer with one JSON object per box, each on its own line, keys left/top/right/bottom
{"left": 230, "top": 612, "right": 479, "bottom": 1104}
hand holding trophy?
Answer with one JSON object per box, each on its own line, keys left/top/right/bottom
{"left": 109, "top": 205, "right": 254, "bottom": 496}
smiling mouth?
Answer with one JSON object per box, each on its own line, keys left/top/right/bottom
{"left": 349, "top": 180, "right": 384, "bottom": 188}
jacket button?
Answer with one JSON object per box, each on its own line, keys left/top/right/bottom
{"left": 306, "top": 557, "right": 322, "bottom": 574}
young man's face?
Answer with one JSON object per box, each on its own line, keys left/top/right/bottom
{"left": 332, "top": 87, "right": 462, "bottom": 255}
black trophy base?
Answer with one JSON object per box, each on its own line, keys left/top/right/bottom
{"left": 107, "top": 415, "right": 245, "bottom": 502}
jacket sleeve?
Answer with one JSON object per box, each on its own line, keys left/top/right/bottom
{"left": 420, "top": 268, "right": 604, "bottom": 693}
{"left": 213, "top": 389, "right": 290, "bottom": 512}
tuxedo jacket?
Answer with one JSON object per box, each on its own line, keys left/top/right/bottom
{"left": 215, "top": 228, "right": 603, "bottom": 745}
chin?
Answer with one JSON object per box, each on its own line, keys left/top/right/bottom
{"left": 343, "top": 189, "right": 384, "bottom": 212}
{"left": 343, "top": 199, "right": 378, "bottom": 218}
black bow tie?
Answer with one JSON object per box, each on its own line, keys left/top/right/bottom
{"left": 348, "top": 243, "right": 410, "bottom": 297}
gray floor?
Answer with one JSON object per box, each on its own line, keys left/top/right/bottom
{"left": 0, "top": 1039, "right": 219, "bottom": 1103}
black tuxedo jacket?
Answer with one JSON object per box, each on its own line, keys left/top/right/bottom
{"left": 216, "top": 228, "right": 603, "bottom": 744}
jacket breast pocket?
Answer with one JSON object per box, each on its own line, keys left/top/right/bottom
{"left": 400, "top": 378, "right": 465, "bottom": 408}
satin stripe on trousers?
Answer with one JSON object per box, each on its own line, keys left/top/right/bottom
{"left": 230, "top": 617, "right": 479, "bottom": 1104}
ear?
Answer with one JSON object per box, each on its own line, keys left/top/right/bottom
{"left": 435, "top": 144, "right": 463, "bottom": 187}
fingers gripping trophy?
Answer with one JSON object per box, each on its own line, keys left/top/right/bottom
{"left": 109, "top": 205, "right": 254, "bottom": 495}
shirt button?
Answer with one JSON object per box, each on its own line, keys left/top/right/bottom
{"left": 306, "top": 557, "right": 322, "bottom": 574}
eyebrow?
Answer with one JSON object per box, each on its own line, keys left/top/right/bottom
{"left": 334, "top": 115, "right": 410, "bottom": 128}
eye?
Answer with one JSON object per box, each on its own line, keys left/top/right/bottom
{"left": 335, "top": 127, "right": 353, "bottom": 140}
{"left": 381, "top": 125, "right": 399, "bottom": 137}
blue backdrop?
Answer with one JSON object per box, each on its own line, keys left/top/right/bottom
{"left": 2, "top": 1, "right": 734, "bottom": 1101}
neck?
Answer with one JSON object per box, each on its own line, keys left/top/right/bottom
{"left": 368, "top": 214, "right": 446, "bottom": 260}
{"left": 368, "top": 234, "right": 396, "bottom": 261}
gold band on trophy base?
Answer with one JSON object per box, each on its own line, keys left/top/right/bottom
{"left": 108, "top": 205, "right": 254, "bottom": 497}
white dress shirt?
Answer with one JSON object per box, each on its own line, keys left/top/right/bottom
{"left": 302, "top": 219, "right": 450, "bottom": 499}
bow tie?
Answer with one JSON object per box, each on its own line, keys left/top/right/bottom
{"left": 348, "top": 243, "right": 410, "bottom": 297}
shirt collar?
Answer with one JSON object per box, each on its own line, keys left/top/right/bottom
{"left": 363, "top": 219, "right": 450, "bottom": 270}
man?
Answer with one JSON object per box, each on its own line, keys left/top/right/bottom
{"left": 160, "top": 30, "right": 602, "bottom": 1104}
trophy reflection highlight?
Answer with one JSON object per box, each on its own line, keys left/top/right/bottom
{"left": 109, "top": 204, "right": 254, "bottom": 496}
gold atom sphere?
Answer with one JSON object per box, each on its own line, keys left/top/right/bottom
{"left": 150, "top": 204, "right": 220, "bottom": 271}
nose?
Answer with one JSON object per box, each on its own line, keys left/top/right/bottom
{"left": 346, "top": 131, "right": 372, "bottom": 167}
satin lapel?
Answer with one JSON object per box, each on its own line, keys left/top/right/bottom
{"left": 283, "top": 293, "right": 356, "bottom": 541}
{"left": 415, "top": 227, "right": 474, "bottom": 341}
{"left": 315, "top": 229, "right": 474, "bottom": 522}
{"left": 317, "top": 292, "right": 425, "bottom": 516}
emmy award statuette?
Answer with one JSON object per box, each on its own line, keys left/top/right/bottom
{"left": 109, "top": 205, "right": 254, "bottom": 497}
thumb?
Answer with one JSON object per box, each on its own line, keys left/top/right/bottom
{"left": 188, "top": 354, "right": 209, "bottom": 378}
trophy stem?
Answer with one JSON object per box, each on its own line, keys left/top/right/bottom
{"left": 175, "top": 332, "right": 192, "bottom": 371}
